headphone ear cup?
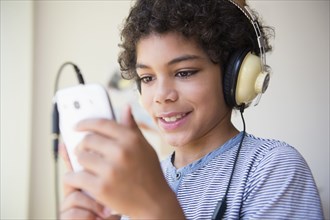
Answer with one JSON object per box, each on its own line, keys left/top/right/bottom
{"left": 235, "top": 52, "right": 265, "bottom": 106}
{"left": 223, "top": 48, "right": 251, "bottom": 108}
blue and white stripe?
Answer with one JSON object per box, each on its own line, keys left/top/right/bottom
{"left": 161, "top": 133, "right": 324, "bottom": 219}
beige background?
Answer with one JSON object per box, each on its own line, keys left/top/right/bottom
{"left": 1, "top": 1, "right": 329, "bottom": 219}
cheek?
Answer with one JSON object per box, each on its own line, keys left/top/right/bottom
{"left": 194, "top": 80, "right": 226, "bottom": 115}
{"left": 188, "top": 76, "right": 223, "bottom": 104}
{"left": 140, "top": 92, "right": 153, "bottom": 114}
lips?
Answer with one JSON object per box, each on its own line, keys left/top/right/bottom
{"left": 157, "top": 111, "right": 191, "bottom": 131}
{"left": 161, "top": 113, "right": 187, "bottom": 122}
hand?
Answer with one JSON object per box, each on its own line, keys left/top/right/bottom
{"left": 60, "top": 184, "right": 111, "bottom": 220}
{"left": 59, "top": 144, "right": 117, "bottom": 220}
{"left": 63, "top": 105, "right": 185, "bottom": 219}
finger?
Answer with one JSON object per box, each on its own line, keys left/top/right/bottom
{"left": 61, "top": 190, "right": 105, "bottom": 218}
{"left": 76, "top": 133, "right": 120, "bottom": 162}
{"left": 63, "top": 171, "right": 85, "bottom": 197}
{"left": 63, "top": 171, "right": 118, "bottom": 217}
{"left": 63, "top": 170, "right": 104, "bottom": 201}
{"left": 61, "top": 207, "right": 98, "bottom": 220}
{"left": 59, "top": 143, "right": 73, "bottom": 171}
{"left": 76, "top": 118, "right": 125, "bottom": 138}
{"left": 121, "top": 105, "right": 138, "bottom": 129}
{"left": 75, "top": 108, "right": 141, "bottom": 139}
{"left": 63, "top": 176, "right": 76, "bottom": 197}
{"left": 75, "top": 148, "right": 113, "bottom": 176}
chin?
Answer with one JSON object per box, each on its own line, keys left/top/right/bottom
{"left": 163, "top": 135, "right": 189, "bottom": 148}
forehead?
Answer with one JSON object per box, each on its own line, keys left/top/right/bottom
{"left": 136, "top": 32, "right": 207, "bottom": 64}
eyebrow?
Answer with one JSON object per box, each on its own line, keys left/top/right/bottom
{"left": 136, "top": 54, "right": 202, "bottom": 69}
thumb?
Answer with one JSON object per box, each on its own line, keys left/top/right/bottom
{"left": 121, "top": 105, "right": 139, "bottom": 129}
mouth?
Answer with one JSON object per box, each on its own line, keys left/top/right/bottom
{"left": 156, "top": 111, "right": 191, "bottom": 131}
{"left": 160, "top": 113, "right": 187, "bottom": 123}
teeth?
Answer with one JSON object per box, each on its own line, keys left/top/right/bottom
{"left": 162, "top": 114, "right": 185, "bottom": 122}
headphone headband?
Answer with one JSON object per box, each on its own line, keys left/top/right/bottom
{"left": 227, "top": 0, "right": 267, "bottom": 72}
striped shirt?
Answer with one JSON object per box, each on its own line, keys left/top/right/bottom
{"left": 161, "top": 132, "right": 324, "bottom": 219}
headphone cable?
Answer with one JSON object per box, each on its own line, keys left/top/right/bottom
{"left": 212, "top": 104, "right": 246, "bottom": 220}
{"left": 52, "top": 62, "right": 85, "bottom": 219}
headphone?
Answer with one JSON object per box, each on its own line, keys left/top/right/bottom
{"left": 213, "top": 1, "right": 270, "bottom": 219}
{"left": 224, "top": 0, "right": 271, "bottom": 108}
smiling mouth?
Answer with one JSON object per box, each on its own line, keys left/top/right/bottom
{"left": 160, "top": 113, "right": 188, "bottom": 123}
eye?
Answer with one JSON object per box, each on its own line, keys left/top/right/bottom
{"left": 139, "top": 75, "right": 154, "bottom": 84}
{"left": 176, "top": 70, "right": 198, "bottom": 78}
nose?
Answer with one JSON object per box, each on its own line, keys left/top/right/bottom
{"left": 153, "top": 79, "right": 178, "bottom": 104}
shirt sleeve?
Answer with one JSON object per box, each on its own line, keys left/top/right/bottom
{"left": 241, "top": 144, "right": 324, "bottom": 219}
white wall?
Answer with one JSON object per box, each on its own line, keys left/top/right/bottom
{"left": 0, "top": 1, "right": 33, "bottom": 219}
{"left": 1, "top": 1, "right": 329, "bottom": 219}
{"left": 237, "top": 2, "right": 330, "bottom": 218}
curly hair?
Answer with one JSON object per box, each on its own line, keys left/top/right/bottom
{"left": 118, "top": 0, "right": 274, "bottom": 80}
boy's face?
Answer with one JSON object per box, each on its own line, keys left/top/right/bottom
{"left": 136, "top": 32, "right": 230, "bottom": 148}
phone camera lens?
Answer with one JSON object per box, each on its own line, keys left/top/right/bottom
{"left": 73, "top": 101, "right": 80, "bottom": 109}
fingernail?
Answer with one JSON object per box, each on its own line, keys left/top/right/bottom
{"left": 102, "top": 207, "right": 112, "bottom": 218}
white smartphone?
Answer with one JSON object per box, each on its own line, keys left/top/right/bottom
{"left": 55, "top": 83, "right": 116, "bottom": 172}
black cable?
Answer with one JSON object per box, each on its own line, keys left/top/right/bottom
{"left": 53, "top": 62, "right": 85, "bottom": 159}
{"left": 52, "top": 62, "right": 85, "bottom": 219}
{"left": 54, "top": 61, "right": 85, "bottom": 94}
{"left": 212, "top": 104, "right": 246, "bottom": 220}
{"left": 52, "top": 103, "right": 60, "bottom": 160}
{"left": 52, "top": 103, "right": 60, "bottom": 219}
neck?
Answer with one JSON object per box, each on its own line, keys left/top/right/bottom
{"left": 173, "top": 113, "right": 239, "bottom": 169}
